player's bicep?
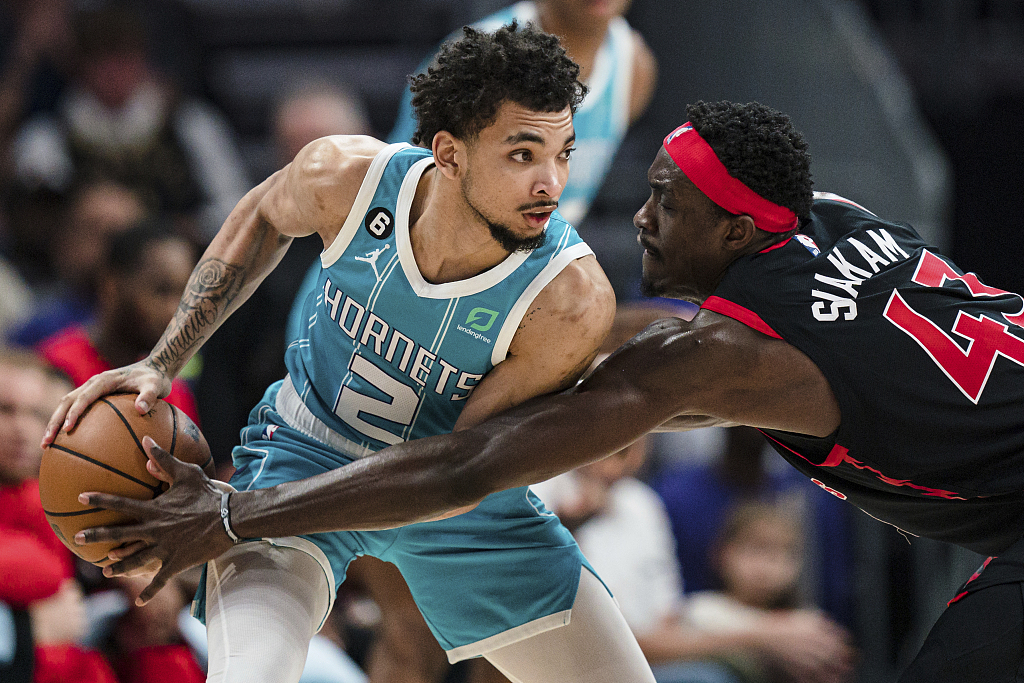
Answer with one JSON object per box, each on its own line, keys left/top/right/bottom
{"left": 454, "top": 256, "right": 615, "bottom": 430}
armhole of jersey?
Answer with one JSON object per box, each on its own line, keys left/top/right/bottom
{"left": 321, "top": 143, "right": 410, "bottom": 268}
{"left": 701, "top": 295, "right": 783, "bottom": 340}
{"left": 490, "top": 242, "right": 594, "bottom": 366}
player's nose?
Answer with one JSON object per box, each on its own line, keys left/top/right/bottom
{"left": 532, "top": 160, "right": 564, "bottom": 197}
{"left": 634, "top": 196, "right": 656, "bottom": 233}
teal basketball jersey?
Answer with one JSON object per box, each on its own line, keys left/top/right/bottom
{"left": 284, "top": 143, "right": 593, "bottom": 456}
{"left": 387, "top": 0, "right": 635, "bottom": 225}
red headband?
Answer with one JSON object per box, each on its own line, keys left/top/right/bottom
{"left": 663, "top": 123, "right": 798, "bottom": 233}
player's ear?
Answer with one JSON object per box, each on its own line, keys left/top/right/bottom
{"left": 432, "top": 131, "right": 462, "bottom": 179}
{"left": 723, "top": 214, "right": 758, "bottom": 253}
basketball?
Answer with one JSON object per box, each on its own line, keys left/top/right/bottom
{"left": 39, "top": 393, "right": 213, "bottom": 566}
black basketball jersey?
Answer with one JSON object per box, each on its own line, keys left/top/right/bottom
{"left": 703, "top": 193, "right": 1024, "bottom": 555}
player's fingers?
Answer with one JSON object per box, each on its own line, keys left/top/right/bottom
{"left": 145, "top": 457, "right": 172, "bottom": 483}
{"left": 134, "top": 384, "right": 161, "bottom": 415}
{"left": 42, "top": 389, "right": 83, "bottom": 446}
{"left": 142, "top": 436, "right": 188, "bottom": 482}
{"left": 61, "top": 380, "right": 116, "bottom": 434}
{"left": 75, "top": 521, "right": 151, "bottom": 547}
{"left": 103, "top": 547, "right": 163, "bottom": 580}
{"left": 106, "top": 540, "right": 148, "bottom": 561}
{"left": 77, "top": 491, "right": 160, "bottom": 520}
{"left": 135, "top": 568, "right": 172, "bottom": 606}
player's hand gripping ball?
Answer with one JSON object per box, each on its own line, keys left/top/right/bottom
{"left": 39, "top": 393, "right": 213, "bottom": 566}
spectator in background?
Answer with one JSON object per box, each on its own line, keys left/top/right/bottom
{"left": 0, "top": 0, "right": 73, "bottom": 173}
{"left": 8, "top": 179, "right": 146, "bottom": 347}
{"left": 0, "top": 250, "right": 31, "bottom": 341}
{"left": 0, "top": 347, "right": 118, "bottom": 683}
{"left": 533, "top": 438, "right": 855, "bottom": 683}
{"left": 273, "top": 81, "right": 373, "bottom": 172}
{"left": 652, "top": 425, "right": 853, "bottom": 630}
{"left": 654, "top": 427, "right": 802, "bottom": 595}
{"left": 8, "top": 1, "right": 249, "bottom": 245}
{"left": 36, "top": 219, "right": 202, "bottom": 429}
{"left": 389, "top": 0, "right": 656, "bottom": 226}
{"left": 103, "top": 575, "right": 205, "bottom": 683}
{"left": 686, "top": 502, "right": 854, "bottom": 683}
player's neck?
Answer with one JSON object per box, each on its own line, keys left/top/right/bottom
{"left": 410, "top": 173, "right": 514, "bottom": 284}
{"left": 537, "top": 6, "right": 611, "bottom": 81}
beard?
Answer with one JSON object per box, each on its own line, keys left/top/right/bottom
{"left": 639, "top": 274, "right": 661, "bottom": 297}
{"left": 461, "top": 174, "right": 548, "bottom": 254}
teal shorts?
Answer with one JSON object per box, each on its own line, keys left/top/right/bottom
{"left": 194, "top": 381, "right": 598, "bottom": 661}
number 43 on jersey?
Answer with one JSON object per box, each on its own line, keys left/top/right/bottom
{"left": 884, "top": 250, "right": 1024, "bottom": 404}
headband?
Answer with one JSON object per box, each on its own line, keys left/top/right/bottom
{"left": 663, "top": 123, "right": 798, "bottom": 233}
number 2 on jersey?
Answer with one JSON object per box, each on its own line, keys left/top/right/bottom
{"left": 335, "top": 354, "right": 421, "bottom": 445}
{"left": 884, "top": 250, "right": 1024, "bottom": 403}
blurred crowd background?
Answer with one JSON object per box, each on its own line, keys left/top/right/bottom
{"left": 1, "top": 1, "right": 1021, "bottom": 682}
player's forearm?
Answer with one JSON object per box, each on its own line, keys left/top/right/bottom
{"left": 229, "top": 430, "right": 489, "bottom": 536}
{"left": 228, "top": 386, "right": 657, "bottom": 536}
{"left": 146, "top": 183, "right": 291, "bottom": 378}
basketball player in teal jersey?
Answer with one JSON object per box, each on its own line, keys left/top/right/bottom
{"left": 46, "top": 23, "right": 657, "bottom": 683}
{"left": 333, "top": 5, "right": 656, "bottom": 681}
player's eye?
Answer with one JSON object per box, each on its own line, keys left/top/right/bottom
{"left": 510, "top": 150, "right": 533, "bottom": 162}
{"left": 561, "top": 147, "right": 575, "bottom": 160}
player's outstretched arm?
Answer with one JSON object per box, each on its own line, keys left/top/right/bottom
{"left": 77, "top": 313, "right": 840, "bottom": 602}
{"left": 42, "top": 135, "right": 385, "bottom": 446}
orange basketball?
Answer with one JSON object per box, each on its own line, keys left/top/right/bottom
{"left": 39, "top": 393, "right": 213, "bottom": 566}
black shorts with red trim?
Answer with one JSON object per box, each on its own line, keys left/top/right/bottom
{"left": 899, "top": 534, "right": 1024, "bottom": 682}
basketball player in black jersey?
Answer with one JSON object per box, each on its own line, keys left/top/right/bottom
{"left": 58, "top": 100, "right": 1024, "bottom": 682}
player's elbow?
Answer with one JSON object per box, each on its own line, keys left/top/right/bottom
{"left": 441, "top": 429, "right": 514, "bottom": 507}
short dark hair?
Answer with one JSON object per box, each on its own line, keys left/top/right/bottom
{"left": 410, "top": 22, "right": 587, "bottom": 146}
{"left": 687, "top": 101, "right": 814, "bottom": 224}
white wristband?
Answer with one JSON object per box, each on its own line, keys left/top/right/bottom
{"left": 220, "top": 491, "right": 241, "bottom": 543}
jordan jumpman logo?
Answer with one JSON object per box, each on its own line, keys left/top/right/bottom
{"left": 355, "top": 243, "right": 391, "bottom": 280}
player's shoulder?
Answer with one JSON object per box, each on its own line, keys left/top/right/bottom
{"left": 292, "top": 135, "right": 389, "bottom": 184}
{"left": 285, "top": 135, "right": 390, "bottom": 215}
{"left": 506, "top": 253, "right": 614, "bottom": 370}
{"left": 538, "top": 254, "right": 616, "bottom": 330}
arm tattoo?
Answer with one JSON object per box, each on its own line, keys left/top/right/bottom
{"left": 148, "top": 258, "right": 245, "bottom": 374}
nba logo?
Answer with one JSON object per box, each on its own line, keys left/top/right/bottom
{"left": 795, "top": 234, "right": 820, "bottom": 256}
{"left": 665, "top": 124, "right": 693, "bottom": 144}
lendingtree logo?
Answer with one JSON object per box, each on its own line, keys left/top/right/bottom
{"left": 465, "top": 307, "right": 499, "bottom": 332}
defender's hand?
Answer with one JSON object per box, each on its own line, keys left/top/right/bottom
{"left": 74, "top": 437, "right": 233, "bottom": 605}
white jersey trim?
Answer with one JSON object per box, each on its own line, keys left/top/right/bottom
{"left": 605, "top": 17, "right": 634, "bottom": 133}
{"left": 579, "top": 15, "right": 632, "bottom": 121}
{"left": 276, "top": 374, "right": 378, "bottom": 458}
{"left": 395, "top": 157, "right": 534, "bottom": 299}
{"left": 491, "top": 241, "right": 594, "bottom": 366}
{"left": 445, "top": 607, "right": 572, "bottom": 663}
{"left": 321, "top": 142, "right": 411, "bottom": 268}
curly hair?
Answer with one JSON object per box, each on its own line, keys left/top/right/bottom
{"left": 410, "top": 22, "right": 587, "bottom": 146}
{"left": 686, "top": 101, "right": 814, "bottom": 224}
